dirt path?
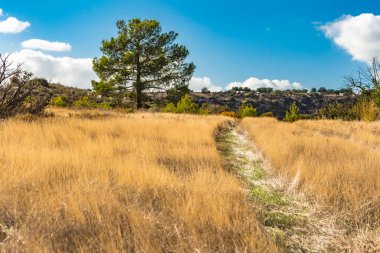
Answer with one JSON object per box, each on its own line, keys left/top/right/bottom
{"left": 217, "top": 125, "right": 343, "bottom": 252}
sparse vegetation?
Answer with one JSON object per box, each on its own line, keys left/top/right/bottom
{"left": 240, "top": 117, "right": 380, "bottom": 250}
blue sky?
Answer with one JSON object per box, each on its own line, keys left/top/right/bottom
{"left": 0, "top": 0, "right": 379, "bottom": 90}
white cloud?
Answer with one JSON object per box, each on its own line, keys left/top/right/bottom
{"left": 10, "top": 49, "right": 97, "bottom": 89}
{"left": 0, "top": 9, "right": 3, "bottom": 16}
{"left": 0, "top": 17, "right": 30, "bottom": 33}
{"left": 189, "top": 76, "right": 223, "bottom": 92}
{"left": 226, "top": 77, "right": 303, "bottom": 90}
{"left": 21, "top": 39, "right": 72, "bottom": 52}
{"left": 321, "top": 13, "right": 380, "bottom": 62}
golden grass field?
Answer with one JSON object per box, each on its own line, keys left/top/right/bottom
{"left": 0, "top": 110, "right": 276, "bottom": 252}
{"left": 2, "top": 107, "right": 380, "bottom": 252}
{"left": 240, "top": 118, "right": 380, "bottom": 232}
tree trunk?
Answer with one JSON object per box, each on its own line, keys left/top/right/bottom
{"left": 136, "top": 84, "right": 142, "bottom": 109}
{"left": 135, "top": 51, "right": 143, "bottom": 109}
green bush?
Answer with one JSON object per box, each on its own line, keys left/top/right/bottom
{"left": 73, "top": 96, "right": 95, "bottom": 108}
{"left": 315, "top": 99, "right": 379, "bottom": 121}
{"left": 51, "top": 96, "right": 69, "bottom": 107}
{"left": 161, "top": 102, "right": 177, "bottom": 113}
{"left": 97, "top": 102, "right": 113, "bottom": 110}
{"left": 316, "top": 103, "right": 356, "bottom": 120}
{"left": 198, "top": 109, "right": 210, "bottom": 115}
{"left": 283, "top": 102, "right": 300, "bottom": 122}
{"left": 161, "top": 95, "right": 202, "bottom": 114}
{"left": 238, "top": 103, "right": 257, "bottom": 118}
{"left": 176, "top": 95, "right": 199, "bottom": 113}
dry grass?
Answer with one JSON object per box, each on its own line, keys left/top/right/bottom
{"left": 240, "top": 118, "right": 380, "bottom": 230}
{"left": 0, "top": 111, "right": 276, "bottom": 252}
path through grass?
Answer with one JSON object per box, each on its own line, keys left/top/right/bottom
{"left": 217, "top": 125, "right": 343, "bottom": 252}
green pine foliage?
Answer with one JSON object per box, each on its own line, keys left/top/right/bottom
{"left": 283, "top": 102, "right": 300, "bottom": 122}
{"left": 92, "top": 18, "right": 195, "bottom": 108}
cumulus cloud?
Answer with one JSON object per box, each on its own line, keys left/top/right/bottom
{"left": 321, "top": 13, "right": 380, "bottom": 62}
{"left": 0, "top": 9, "right": 3, "bottom": 16}
{"left": 0, "top": 17, "right": 30, "bottom": 33}
{"left": 10, "top": 49, "right": 97, "bottom": 89}
{"left": 21, "top": 39, "right": 72, "bottom": 52}
{"left": 226, "top": 77, "right": 303, "bottom": 90}
{"left": 189, "top": 77, "right": 223, "bottom": 92}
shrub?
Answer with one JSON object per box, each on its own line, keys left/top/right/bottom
{"left": 161, "top": 103, "right": 177, "bottom": 113}
{"left": 97, "top": 102, "right": 113, "bottom": 110}
{"left": 283, "top": 102, "right": 300, "bottom": 122}
{"left": 351, "top": 99, "right": 379, "bottom": 121}
{"left": 316, "top": 103, "right": 357, "bottom": 120}
{"left": 161, "top": 95, "right": 201, "bottom": 114}
{"left": 51, "top": 96, "right": 69, "bottom": 107}
{"left": 200, "top": 104, "right": 229, "bottom": 114}
{"left": 198, "top": 109, "right": 210, "bottom": 115}
{"left": 220, "top": 111, "right": 238, "bottom": 118}
{"left": 176, "top": 95, "right": 199, "bottom": 113}
{"left": 238, "top": 103, "right": 257, "bottom": 118}
{"left": 260, "top": 112, "right": 275, "bottom": 118}
{"left": 73, "top": 96, "right": 95, "bottom": 108}
{"left": 0, "top": 55, "right": 51, "bottom": 119}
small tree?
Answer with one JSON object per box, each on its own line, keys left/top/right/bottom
{"left": 93, "top": 18, "right": 195, "bottom": 109}
{"left": 0, "top": 54, "right": 51, "bottom": 119}
{"left": 310, "top": 88, "right": 317, "bottom": 93}
{"left": 283, "top": 102, "right": 300, "bottom": 122}
{"left": 175, "top": 94, "right": 199, "bottom": 113}
{"left": 318, "top": 87, "right": 327, "bottom": 93}
{"left": 345, "top": 57, "right": 380, "bottom": 107}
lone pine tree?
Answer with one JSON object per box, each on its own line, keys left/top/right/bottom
{"left": 92, "top": 18, "right": 195, "bottom": 109}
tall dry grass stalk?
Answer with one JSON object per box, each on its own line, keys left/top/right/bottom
{"left": 0, "top": 112, "right": 275, "bottom": 252}
{"left": 240, "top": 118, "right": 380, "bottom": 228}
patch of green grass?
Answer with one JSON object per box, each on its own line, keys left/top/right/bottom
{"left": 264, "top": 211, "right": 307, "bottom": 230}
{"left": 251, "top": 162, "right": 266, "bottom": 180}
{"left": 250, "top": 186, "right": 287, "bottom": 206}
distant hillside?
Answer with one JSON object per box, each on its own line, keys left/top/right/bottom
{"left": 189, "top": 91, "right": 356, "bottom": 119}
